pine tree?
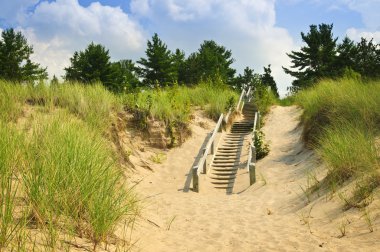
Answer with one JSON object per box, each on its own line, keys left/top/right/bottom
{"left": 172, "top": 49, "right": 186, "bottom": 84}
{"left": 64, "top": 42, "right": 117, "bottom": 91}
{"left": 234, "top": 67, "right": 261, "bottom": 90}
{"left": 137, "top": 33, "right": 176, "bottom": 87}
{"left": 0, "top": 28, "right": 47, "bottom": 82}
{"left": 354, "top": 38, "right": 380, "bottom": 78}
{"left": 261, "top": 65, "right": 279, "bottom": 97}
{"left": 185, "top": 40, "right": 236, "bottom": 85}
{"left": 111, "top": 59, "right": 140, "bottom": 92}
{"left": 283, "top": 23, "right": 338, "bottom": 90}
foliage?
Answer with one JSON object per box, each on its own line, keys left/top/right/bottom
{"left": 0, "top": 28, "right": 47, "bottom": 82}
{"left": 283, "top": 23, "right": 338, "bottom": 90}
{"left": 254, "top": 130, "right": 270, "bottom": 160}
{"left": 252, "top": 82, "right": 278, "bottom": 115}
{"left": 172, "top": 49, "right": 186, "bottom": 84}
{"left": 261, "top": 65, "right": 279, "bottom": 98}
{"left": 183, "top": 40, "right": 236, "bottom": 85}
{"left": 111, "top": 59, "right": 141, "bottom": 92}
{"left": 234, "top": 67, "right": 261, "bottom": 91}
{"left": 64, "top": 43, "right": 119, "bottom": 91}
{"left": 137, "top": 33, "right": 177, "bottom": 87}
{"left": 284, "top": 23, "right": 380, "bottom": 92}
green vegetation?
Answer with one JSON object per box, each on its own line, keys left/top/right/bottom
{"left": 254, "top": 130, "right": 270, "bottom": 160}
{"left": 284, "top": 23, "right": 380, "bottom": 91}
{"left": 0, "top": 78, "right": 241, "bottom": 250}
{"left": 0, "top": 81, "right": 136, "bottom": 250}
{"left": 0, "top": 80, "right": 122, "bottom": 130}
{"left": 0, "top": 28, "right": 47, "bottom": 82}
{"left": 295, "top": 78, "right": 380, "bottom": 207}
{"left": 124, "top": 81, "right": 239, "bottom": 124}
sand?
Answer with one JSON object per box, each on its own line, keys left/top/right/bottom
{"left": 128, "top": 106, "right": 380, "bottom": 251}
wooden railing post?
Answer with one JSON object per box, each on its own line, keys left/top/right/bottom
{"left": 249, "top": 144, "right": 256, "bottom": 185}
{"left": 257, "top": 112, "right": 261, "bottom": 129}
{"left": 202, "top": 159, "right": 207, "bottom": 174}
{"left": 193, "top": 168, "right": 199, "bottom": 192}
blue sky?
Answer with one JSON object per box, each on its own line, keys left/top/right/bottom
{"left": 0, "top": 0, "right": 379, "bottom": 95}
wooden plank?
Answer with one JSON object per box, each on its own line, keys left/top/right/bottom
{"left": 249, "top": 145, "right": 256, "bottom": 185}
{"left": 236, "top": 90, "right": 246, "bottom": 111}
{"left": 193, "top": 168, "right": 199, "bottom": 192}
{"left": 196, "top": 113, "right": 224, "bottom": 175}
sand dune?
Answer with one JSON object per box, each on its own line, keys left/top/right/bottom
{"left": 128, "top": 106, "right": 380, "bottom": 251}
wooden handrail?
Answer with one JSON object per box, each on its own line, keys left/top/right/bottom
{"left": 193, "top": 87, "right": 251, "bottom": 192}
{"left": 236, "top": 89, "right": 246, "bottom": 112}
{"left": 193, "top": 113, "right": 223, "bottom": 171}
{"left": 248, "top": 111, "right": 260, "bottom": 185}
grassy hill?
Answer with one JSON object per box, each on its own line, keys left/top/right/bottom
{"left": 295, "top": 78, "right": 380, "bottom": 207}
{"left": 0, "top": 80, "right": 238, "bottom": 250}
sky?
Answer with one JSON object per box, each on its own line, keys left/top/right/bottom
{"left": 0, "top": 0, "right": 379, "bottom": 96}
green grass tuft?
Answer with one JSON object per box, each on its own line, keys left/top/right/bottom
{"left": 296, "top": 78, "right": 380, "bottom": 206}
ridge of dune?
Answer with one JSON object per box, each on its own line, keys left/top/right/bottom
{"left": 128, "top": 106, "right": 380, "bottom": 251}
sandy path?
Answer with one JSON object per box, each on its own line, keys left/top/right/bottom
{"left": 129, "top": 106, "right": 379, "bottom": 251}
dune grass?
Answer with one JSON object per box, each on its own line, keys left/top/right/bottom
{"left": 0, "top": 78, "right": 240, "bottom": 250}
{"left": 296, "top": 78, "right": 380, "bottom": 206}
{"left": 123, "top": 81, "right": 239, "bottom": 123}
{"left": 0, "top": 123, "right": 23, "bottom": 248}
{"left": 0, "top": 80, "right": 136, "bottom": 250}
{"left": 0, "top": 80, "right": 123, "bottom": 131}
{"left": 23, "top": 111, "right": 135, "bottom": 246}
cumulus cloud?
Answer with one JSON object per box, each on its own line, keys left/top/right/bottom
{"left": 346, "top": 28, "right": 380, "bottom": 42}
{"left": 10, "top": 0, "right": 146, "bottom": 79}
{"left": 129, "top": 0, "right": 296, "bottom": 96}
{"left": 339, "top": 0, "right": 380, "bottom": 30}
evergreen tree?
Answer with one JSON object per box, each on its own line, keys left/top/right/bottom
{"left": 185, "top": 40, "right": 236, "bottom": 85}
{"left": 64, "top": 42, "right": 118, "bottom": 91}
{"left": 283, "top": 23, "right": 338, "bottom": 90}
{"left": 234, "top": 67, "right": 258, "bottom": 90}
{"left": 0, "top": 28, "right": 47, "bottom": 82}
{"left": 172, "top": 48, "right": 186, "bottom": 84}
{"left": 137, "top": 33, "right": 176, "bottom": 87}
{"left": 111, "top": 59, "right": 140, "bottom": 92}
{"left": 335, "top": 37, "right": 357, "bottom": 75}
{"left": 50, "top": 75, "right": 59, "bottom": 86}
{"left": 353, "top": 38, "right": 380, "bottom": 78}
{"left": 261, "top": 65, "right": 279, "bottom": 97}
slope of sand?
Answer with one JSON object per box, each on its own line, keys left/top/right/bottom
{"left": 128, "top": 106, "right": 380, "bottom": 251}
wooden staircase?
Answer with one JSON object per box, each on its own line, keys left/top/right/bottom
{"left": 209, "top": 103, "right": 256, "bottom": 190}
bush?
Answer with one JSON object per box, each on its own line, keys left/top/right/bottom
{"left": 254, "top": 130, "right": 270, "bottom": 160}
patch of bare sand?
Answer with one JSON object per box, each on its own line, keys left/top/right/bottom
{"left": 128, "top": 106, "right": 380, "bottom": 251}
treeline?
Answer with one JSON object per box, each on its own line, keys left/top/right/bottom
{"left": 0, "top": 29, "right": 279, "bottom": 96}
{"left": 283, "top": 23, "right": 380, "bottom": 92}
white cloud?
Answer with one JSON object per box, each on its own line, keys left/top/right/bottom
{"left": 339, "top": 0, "right": 380, "bottom": 30}
{"left": 130, "top": 0, "right": 152, "bottom": 17}
{"left": 346, "top": 28, "right": 380, "bottom": 42}
{"left": 12, "top": 0, "right": 146, "bottom": 79}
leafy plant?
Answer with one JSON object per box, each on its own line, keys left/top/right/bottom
{"left": 254, "top": 130, "right": 269, "bottom": 160}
